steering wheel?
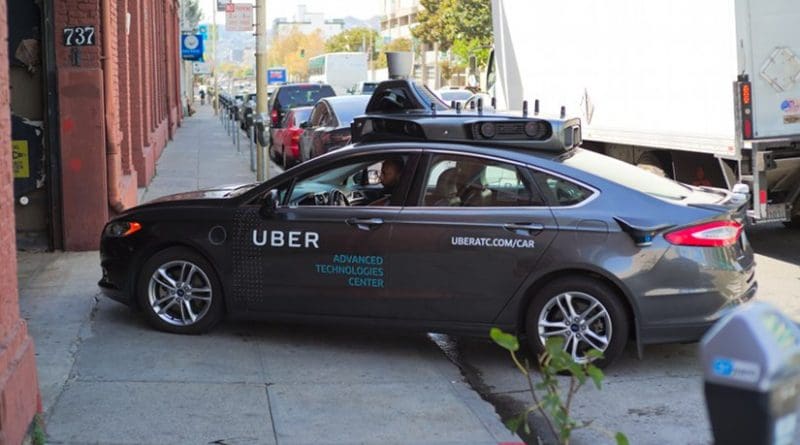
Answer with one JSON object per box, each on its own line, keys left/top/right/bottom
{"left": 328, "top": 188, "right": 350, "bottom": 206}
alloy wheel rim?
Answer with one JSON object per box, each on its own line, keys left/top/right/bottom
{"left": 537, "top": 291, "right": 612, "bottom": 364}
{"left": 148, "top": 260, "right": 213, "bottom": 326}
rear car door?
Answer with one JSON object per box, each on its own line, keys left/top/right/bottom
{"left": 386, "top": 151, "right": 559, "bottom": 323}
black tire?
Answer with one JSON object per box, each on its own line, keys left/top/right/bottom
{"left": 268, "top": 142, "right": 277, "bottom": 162}
{"left": 525, "top": 276, "right": 629, "bottom": 369}
{"left": 137, "top": 247, "right": 224, "bottom": 335}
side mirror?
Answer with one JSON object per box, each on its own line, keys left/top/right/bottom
{"left": 299, "top": 121, "right": 310, "bottom": 129}
{"left": 259, "top": 190, "right": 280, "bottom": 218}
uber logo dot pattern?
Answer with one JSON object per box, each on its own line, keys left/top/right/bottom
{"left": 231, "top": 209, "right": 263, "bottom": 307}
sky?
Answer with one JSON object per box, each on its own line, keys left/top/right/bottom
{"left": 200, "top": 0, "right": 385, "bottom": 26}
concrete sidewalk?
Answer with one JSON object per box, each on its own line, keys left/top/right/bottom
{"left": 18, "top": 104, "right": 520, "bottom": 445}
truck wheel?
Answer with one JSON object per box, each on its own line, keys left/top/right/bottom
{"left": 525, "top": 276, "right": 629, "bottom": 369}
{"left": 636, "top": 152, "right": 667, "bottom": 177}
{"left": 137, "top": 247, "right": 224, "bottom": 335}
{"left": 783, "top": 201, "right": 800, "bottom": 229}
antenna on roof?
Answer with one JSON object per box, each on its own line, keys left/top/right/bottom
{"left": 522, "top": 100, "right": 528, "bottom": 117}
{"left": 534, "top": 99, "right": 540, "bottom": 116}
{"left": 560, "top": 106, "right": 566, "bottom": 119}
{"left": 477, "top": 97, "right": 483, "bottom": 115}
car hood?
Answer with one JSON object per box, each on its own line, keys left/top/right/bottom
{"left": 144, "top": 183, "right": 257, "bottom": 204}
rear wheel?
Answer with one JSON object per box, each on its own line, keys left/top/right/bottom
{"left": 525, "top": 276, "right": 629, "bottom": 368}
{"left": 137, "top": 247, "right": 224, "bottom": 334}
{"left": 784, "top": 196, "right": 800, "bottom": 229}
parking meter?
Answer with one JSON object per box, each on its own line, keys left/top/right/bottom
{"left": 701, "top": 302, "right": 800, "bottom": 445}
{"left": 254, "top": 113, "right": 268, "bottom": 147}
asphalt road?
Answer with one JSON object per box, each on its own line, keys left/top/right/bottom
{"left": 445, "top": 223, "right": 800, "bottom": 445}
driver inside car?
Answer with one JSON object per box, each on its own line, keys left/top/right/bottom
{"left": 370, "top": 157, "right": 405, "bottom": 206}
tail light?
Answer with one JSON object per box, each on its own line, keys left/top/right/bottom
{"left": 736, "top": 76, "right": 753, "bottom": 140}
{"left": 271, "top": 108, "right": 279, "bottom": 126}
{"left": 665, "top": 220, "right": 743, "bottom": 247}
{"left": 290, "top": 128, "right": 302, "bottom": 143}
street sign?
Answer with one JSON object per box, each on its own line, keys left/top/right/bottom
{"left": 225, "top": 4, "right": 253, "bottom": 32}
{"left": 192, "top": 62, "right": 212, "bottom": 75}
{"left": 267, "top": 68, "right": 287, "bottom": 85}
{"left": 181, "top": 34, "right": 204, "bottom": 61}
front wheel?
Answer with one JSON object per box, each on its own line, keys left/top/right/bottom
{"left": 525, "top": 276, "right": 629, "bottom": 368}
{"left": 137, "top": 247, "right": 224, "bottom": 334}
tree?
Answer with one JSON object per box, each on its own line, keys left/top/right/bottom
{"left": 413, "top": 0, "right": 450, "bottom": 50}
{"left": 325, "top": 27, "right": 380, "bottom": 61}
{"left": 267, "top": 27, "right": 326, "bottom": 81}
{"left": 446, "top": 0, "right": 492, "bottom": 67}
{"left": 181, "top": 0, "right": 203, "bottom": 31}
{"left": 374, "top": 37, "right": 413, "bottom": 69}
{"left": 412, "top": 0, "right": 492, "bottom": 67}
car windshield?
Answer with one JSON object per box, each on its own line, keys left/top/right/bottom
{"left": 331, "top": 97, "right": 370, "bottom": 128}
{"left": 278, "top": 85, "right": 336, "bottom": 109}
{"left": 561, "top": 149, "right": 691, "bottom": 200}
{"left": 361, "top": 83, "right": 377, "bottom": 94}
{"left": 292, "top": 108, "right": 313, "bottom": 124}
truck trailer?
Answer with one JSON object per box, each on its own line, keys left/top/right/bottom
{"left": 490, "top": 0, "right": 800, "bottom": 226}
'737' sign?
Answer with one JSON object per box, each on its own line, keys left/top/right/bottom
{"left": 63, "top": 26, "right": 96, "bottom": 46}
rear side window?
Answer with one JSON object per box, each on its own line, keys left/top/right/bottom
{"left": 276, "top": 85, "right": 336, "bottom": 109}
{"left": 420, "top": 154, "right": 545, "bottom": 207}
{"left": 531, "top": 171, "right": 594, "bottom": 206}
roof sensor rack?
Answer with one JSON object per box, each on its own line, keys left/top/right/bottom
{"left": 354, "top": 79, "right": 583, "bottom": 152}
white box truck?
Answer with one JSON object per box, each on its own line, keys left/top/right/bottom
{"left": 490, "top": 0, "right": 800, "bottom": 226}
{"left": 308, "top": 52, "right": 368, "bottom": 96}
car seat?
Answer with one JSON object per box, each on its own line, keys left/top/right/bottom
{"left": 430, "top": 168, "right": 461, "bottom": 206}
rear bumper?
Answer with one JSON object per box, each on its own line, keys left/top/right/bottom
{"left": 639, "top": 280, "right": 757, "bottom": 345}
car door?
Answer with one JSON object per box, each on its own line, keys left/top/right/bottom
{"left": 311, "top": 103, "right": 335, "bottom": 158}
{"left": 386, "top": 151, "right": 559, "bottom": 323}
{"left": 300, "top": 104, "right": 327, "bottom": 161}
{"left": 231, "top": 150, "right": 420, "bottom": 318}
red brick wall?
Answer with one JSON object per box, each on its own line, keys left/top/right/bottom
{"left": 56, "top": 0, "right": 183, "bottom": 250}
{"left": 0, "top": 0, "right": 40, "bottom": 442}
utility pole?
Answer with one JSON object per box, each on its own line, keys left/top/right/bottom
{"left": 212, "top": 0, "right": 218, "bottom": 115}
{"left": 255, "top": 0, "right": 268, "bottom": 180}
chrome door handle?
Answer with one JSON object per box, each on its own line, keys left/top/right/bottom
{"left": 504, "top": 223, "right": 544, "bottom": 235}
{"left": 346, "top": 218, "right": 384, "bottom": 231}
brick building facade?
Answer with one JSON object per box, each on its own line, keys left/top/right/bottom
{"left": 1, "top": 0, "right": 183, "bottom": 442}
{"left": 55, "top": 0, "right": 183, "bottom": 250}
{"left": 0, "top": 0, "right": 39, "bottom": 442}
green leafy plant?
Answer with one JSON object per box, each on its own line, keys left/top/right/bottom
{"left": 490, "top": 328, "right": 628, "bottom": 445}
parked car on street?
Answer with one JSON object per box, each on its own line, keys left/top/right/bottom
{"left": 464, "top": 93, "right": 494, "bottom": 111}
{"left": 268, "top": 83, "right": 336, "bottom": 146}
{"left": 436, "top": 88, "right": 473, "bottom": 106}
{"left": 98, "top": 80, "right": 756, "bottom": 368}
{"left": 299, "top": 95, "right": 371, "bottom": 162}
{"left": 269, "top": 107, "right": 313, "bottom": 168}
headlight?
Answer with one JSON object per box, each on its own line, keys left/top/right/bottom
{"left": 104, "top": 221, "right": 142, "bottom": 237}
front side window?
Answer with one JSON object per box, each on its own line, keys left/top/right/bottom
{"left": 275, "top": 154, "right": 413, "bottom": 207}
{"left": 420, "top": 154, "right": 544, "bottom": 207}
